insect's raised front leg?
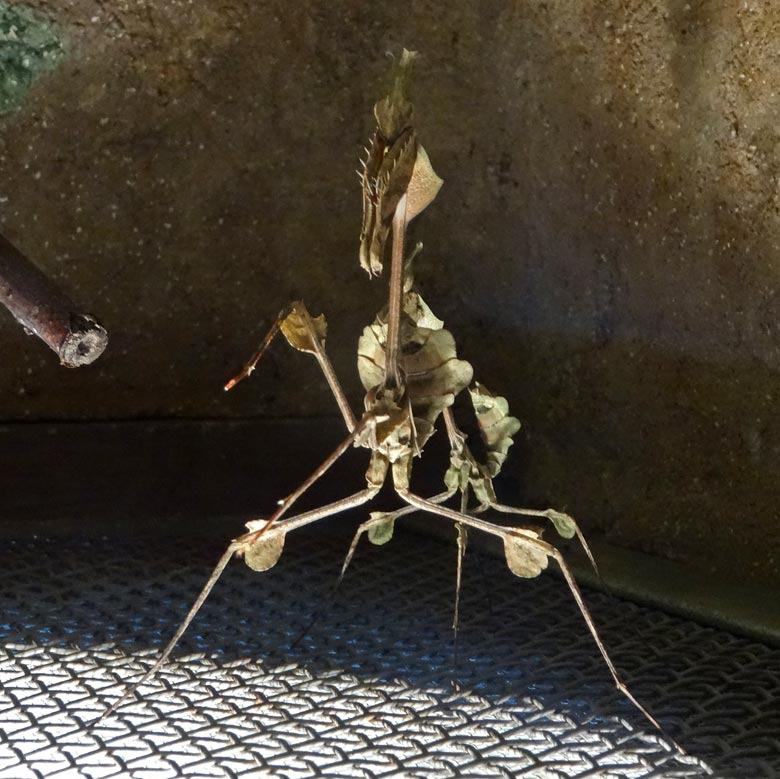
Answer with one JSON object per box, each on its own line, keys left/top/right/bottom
{"left": 225, "top": 301, "right": 357, "bottom": 433}
{"left": 394, "top": 486, "right": 663, "bottom": 733}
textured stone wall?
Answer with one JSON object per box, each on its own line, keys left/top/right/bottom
{"left": 1, "top": 2, "right": 778, "bottom": 586}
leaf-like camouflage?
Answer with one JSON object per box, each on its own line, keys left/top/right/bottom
{"left": 469, "top": 382, "right": 521, "bottom": 478}
{"left": 545, "top": 509, "right": 577, "bottom": 539}
{"left": 443, "top": 445, "right": 496, "bottom": 506}
{"left": 366, "top": 511, "right": 396, "bottom": 545}
{"left": 243, "top": 529, "right": 286, "bottom": 572}
{"left": 359, "top": 49, "right": 442, "bottom": 276}
{"left": 443, "top": 382, "right": 521, "bottom": 507}
{"left": 279, "top": 303, "right": 327, "bottom": 354}
{"left": 504, "top": 529, "right": 549, "bottom": 578}
{"left": 357, "top": 291, "right": 473, "bottom": 450}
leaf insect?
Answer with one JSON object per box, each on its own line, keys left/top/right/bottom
{"left": 101, "top": 49, "right": 665, "bottom": 735}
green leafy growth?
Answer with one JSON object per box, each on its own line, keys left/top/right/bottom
{"left": 0, "top": 3, "right": 65, "bottom": 113}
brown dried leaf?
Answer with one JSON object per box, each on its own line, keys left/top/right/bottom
{"left": 402, "top": 328, "right": 472, "bottom": 409}
{"left": 404, "top": 289, "right": 443, "bottom": 330}
{"left": 405, "top": 145, "right": 443, "bottom": 221}
{"left": 357, "top": 312, "right": 472, "bottom": 449}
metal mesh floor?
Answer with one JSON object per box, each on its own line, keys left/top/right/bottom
{"left": 1, "top": 527, "right": 778, "bottom": 778}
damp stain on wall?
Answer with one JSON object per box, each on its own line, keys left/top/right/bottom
{"left": 0, "top": 2, "right": 64, "bottom": 113}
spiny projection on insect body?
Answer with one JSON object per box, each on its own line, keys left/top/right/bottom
{"left": 100, "top": 49, "right": 668, "bottom": 738}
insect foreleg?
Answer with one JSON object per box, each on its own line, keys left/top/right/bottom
{"left": 224, "top": 303, "right": 294, "bottom": 391}
{"left": 294, "top": 302, "right": 357, "bottom": 432}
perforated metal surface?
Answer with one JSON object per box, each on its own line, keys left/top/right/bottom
{"left": 1, "top": 529, "right": 777, "bottom": 778}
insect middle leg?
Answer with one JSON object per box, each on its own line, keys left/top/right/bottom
{"left": 338, "top": 489, "right": 456, "bottom": 583}
{"left": 475, "top": 501, "right": 599, "bottom": 576}
{"left": 441, "top": 409, "right": 598, "bottom": 574}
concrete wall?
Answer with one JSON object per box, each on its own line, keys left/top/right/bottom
{"left": 1, "top": 2, "right": 778, "bottom": 587}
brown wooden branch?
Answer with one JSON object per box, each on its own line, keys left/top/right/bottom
{"left": 0, "top": 232, "right": 107, "bottom": 367}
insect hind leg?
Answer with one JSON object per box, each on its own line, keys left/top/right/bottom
{"left": 395, "top": 487, "right": 668, "bottom": 736}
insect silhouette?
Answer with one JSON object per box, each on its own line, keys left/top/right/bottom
{"left": 102, "top": 49, "right": 663, "bottom": 733}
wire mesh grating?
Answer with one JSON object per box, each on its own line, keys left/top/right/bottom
{"left": 1, "top": 528, "right": 778, "bottom": 778}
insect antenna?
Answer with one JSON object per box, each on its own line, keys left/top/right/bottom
{"left": 94, "top": 542, "right": 239, "bottom": 723}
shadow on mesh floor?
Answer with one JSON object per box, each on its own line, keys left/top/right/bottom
{"left": 1, "top": 529, "right": 776, "bottom": 778}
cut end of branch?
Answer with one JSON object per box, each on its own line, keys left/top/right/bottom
{"left": 59, "top": 313, "right": 108, "bottom": 367}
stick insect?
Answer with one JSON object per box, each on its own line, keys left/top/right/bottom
{"left": 102, "top": 49, "right": 663, "bottom": 733}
